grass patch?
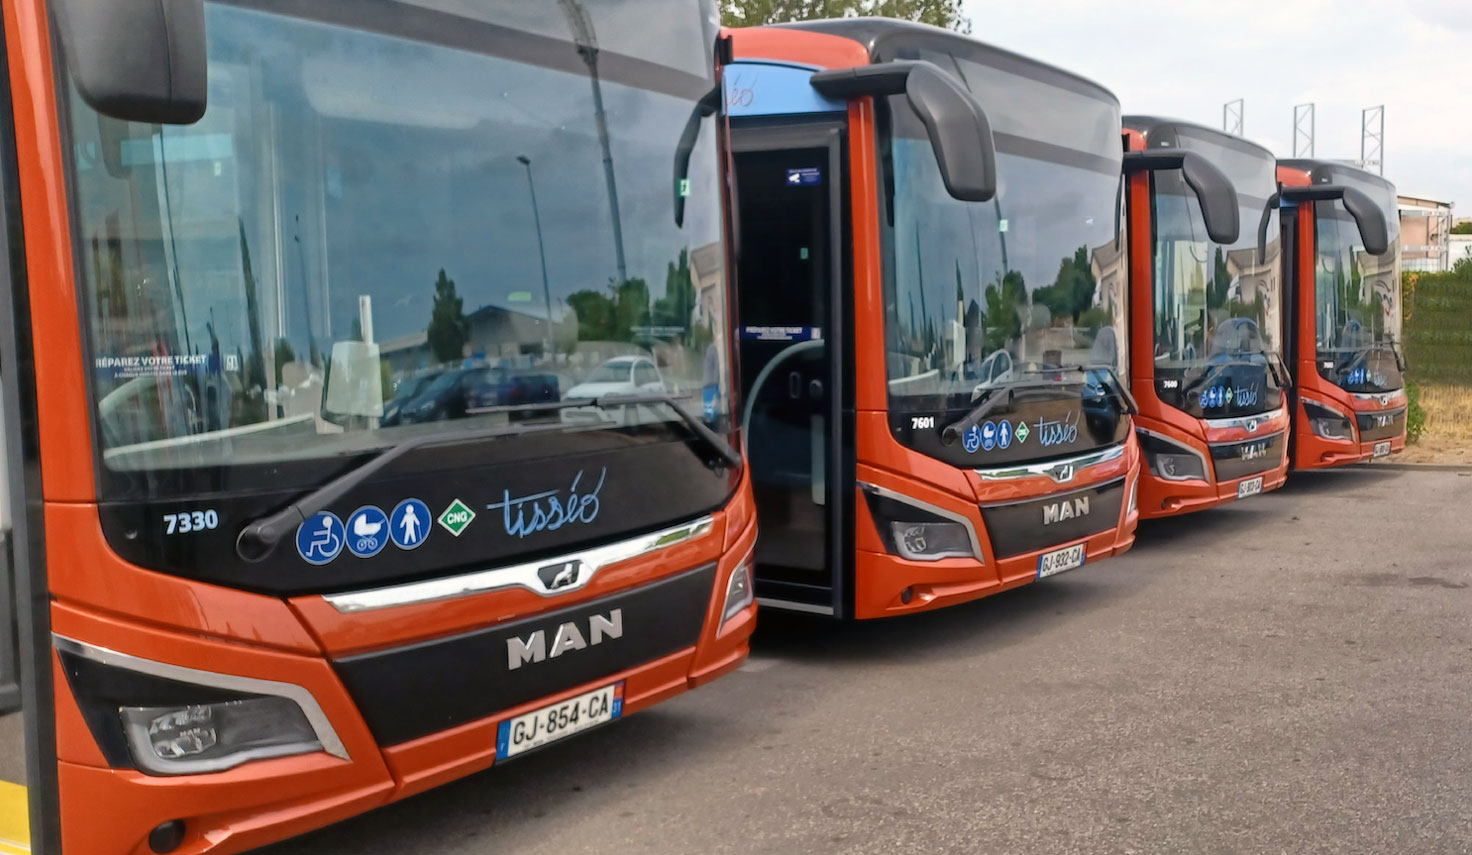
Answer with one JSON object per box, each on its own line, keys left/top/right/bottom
{"left": 1417, "top": 383, "right": 1472, "bottom": 442}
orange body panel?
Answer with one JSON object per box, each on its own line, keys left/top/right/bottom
{"left": 1123, "top": 131, "right": 1290, "bottom": 518}
{"left": 1276, "top": 165, "right": 1407, "bottom": 470}
{"left": 7, "top": 1, "right": 758, "bottom": 851}
{"left": 733, "top": 28, "right": 1141, "bottom": 620}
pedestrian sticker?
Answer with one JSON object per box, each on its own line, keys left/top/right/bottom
{"left": 981, "top": 420, "right": 998, "bottom": 451}
{"left": 962, "top": 424, "right": 982, "bottom": 454}
{"left": 998, "top": 419, "right": 1013, "bottom": 450}
{"left": 438, "top": 499, "right": 476, "bottom": 537}
{"left": 296, "top": 511, "right": 344, "bottom": 565}
{"left": 346, "top": 506, "right": 389, "bottom": 558}
{"left": 390, "top": 499, "right": 431, "bottom": 550}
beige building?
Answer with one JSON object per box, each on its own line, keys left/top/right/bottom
{"left": 1399, "top": 195, "right": 1454, "bottom": 272}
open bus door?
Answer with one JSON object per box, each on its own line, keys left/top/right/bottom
{"left": 733, "top": 121, "right": 851, "bottom": 617}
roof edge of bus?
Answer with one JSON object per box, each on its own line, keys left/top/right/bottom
{"left": 726, "top": 23, "right": 873, "bottom": 69}
{"left": 759, "top": 17, "right": 1119, "bottom": 107}
{"left": 1122, "top": 115, "right": 1274, "bottom": 161}
{"left": 1277, "top": 158, "right": 1397, "bottom": 193}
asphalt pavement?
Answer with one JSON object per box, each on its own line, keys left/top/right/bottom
{"left": 260, "top": 466, "right": 1472, "bottom": 854}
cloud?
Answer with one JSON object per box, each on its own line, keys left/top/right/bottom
{"left": 962, "top": 0, "right": 1469, "bottom": 207}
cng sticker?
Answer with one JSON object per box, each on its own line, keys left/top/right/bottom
{"left": 438, "top": 499, "right": 476, "bottom": 537}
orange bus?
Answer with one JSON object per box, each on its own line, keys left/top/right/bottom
{"left": 0, "top": 0, "right": 755, "bottom": 851}
{"left": 1121, "top": 117, "right": 1292, "bottom": 517}
{"left": 1276, "top": 159, "right": 1403, "bottom": 469}
{"left": 726, "top": 20, "right": 1173, "bottom": 619}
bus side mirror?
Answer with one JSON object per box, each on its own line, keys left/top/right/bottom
{"left": 49, "top": 0, "right": 208, "bottom": 125}
{"left": 673, "top": 86, "right": 722, "bottom": 228}
{"left": 1280, "top": 184, "right": 1390, "bottom": 256}
{"left": 811, "top": 60, "right": 996, "bottom": 202}
{"left": 1124, "top": 150, "right": 1240, "bottom": 244}
{"left": 1257, "top": 192, "right": 1280, "bottom": 264}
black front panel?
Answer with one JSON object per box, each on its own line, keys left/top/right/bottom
{"left": 890, "top": 392, "right": 1130, "bottom": 469}
{"left": 1356, "top": 407, "right": 1407, "bottom": 442}
{"left": 979, "top": 476, "right": 1125, "bottom": 560}
{"left": 1210, "top": 431, "right": 1286, "bottom": 482}
{"left": 98, "top": 432, "right": 736, "bottom": 596}
{"left": 334, "top": 563, "right": 717, "bottom": 746}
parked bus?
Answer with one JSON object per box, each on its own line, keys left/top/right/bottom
{"left": 0, "top": 1, "right": 755, "bottom": 851}
{"left": 1276, "top": 159, "right": 1403, "bottom": 469}
{"left": 723, "top": 20, "right": 1231, "bottom": 619}
{"left": 1122, "top": 117, "right": 1290, "bottom": 516}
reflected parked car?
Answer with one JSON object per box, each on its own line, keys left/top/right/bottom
{"left": 389, "top": 366, "right": 560, "bottom": 425}
{"left": 564, "top": 355, "right": 666, "bottom": 400}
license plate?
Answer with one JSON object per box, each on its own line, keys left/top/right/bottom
{"left": 1373, "top": 440, "right": 1391, "bottom": 458}
{"left": 1037, "top": 543, "right": 1086, "bottom": 579}
{"left": 496, "top": 682, "right": 623, "bottom": 760}
{"left": 1237, "top": 476, "right": 1264, "bottom": 499}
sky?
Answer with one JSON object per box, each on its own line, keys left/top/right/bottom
{"left": 959, "top": 0, "right": 1472, "bottom": 211}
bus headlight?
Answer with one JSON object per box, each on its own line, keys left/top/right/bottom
{"left": 1303, "top": 399, "right": 1353, "bottom": 441}
{"left": 1138, "top": 431, "right": 1208, "bottom": 482}
{"left": 862, "top": 486, "right": 978, "bottom": 562}
{"left": 720, "top": 553, "right": 755, "bottom": 628}
{"left": 121, "top": 696, "right": 323, "bottom": 775}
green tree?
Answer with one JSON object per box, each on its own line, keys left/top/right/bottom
{"left": 1034, "top": 246, "right": 1098, "bottom": 323}
{"left": 983, "top": 270, "right": 1026, "bottom": 353}
{"left": 721, "top": 0, "right": 969, "bottom": 31}
{"left": 1450, "top": 221, "right": 1472, "bottom": 235}
{"left": 426, "top": 268, "right": 468, "bottom": 364}
{"left": 1209, "top": 246, "right": 1232, "bottom": 308}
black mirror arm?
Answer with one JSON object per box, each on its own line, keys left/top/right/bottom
{"left": 1257, "top": 192, "right": 1280, "bottom": 264}
{"left": 1123, "top": 150, "right": 1241, "bottom": 244}
{"left": 812, "top": 60, "right": 996, "bottom": 203}
{"left": 1279, "top": 184, "right": 1390, "bottom": 255}
{"left": 672, "top": 85, "right": 722, "bottom": 227}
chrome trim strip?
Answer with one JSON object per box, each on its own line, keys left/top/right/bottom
{"left": 979, "top": 476, "right": 1127, "bottom": 510}
{"left": 1202, "top": 406, "right": 1288, "bottom": 431}
{"left": 1358, "top": 405, "right": 1406, "bottom": 419}
{"left": 1300, "top": 395, "right": 1351, "bottom": 420}
{"left": 972, "top": 443, "right": 1126, "bottom": 481}
{"left": 1208, "top": 429, "right": 1286, "bottom": 451}
{"left": 1136, "top": 427, "right": 1211, "bottom": 481}
{"left": 756, "top": 597, "right": 836, "bottom": 616}
{"left": 859, "top": 482, "right": 984, "bottom": 561}
{"left": 1352, "top": 389, "right": 1406, "bottom": 404}
{"left": 52, "top": 635, "right": 349, "bottom": 765}
{"left": 324, "top": 516, "right": 716, "bottom": 613}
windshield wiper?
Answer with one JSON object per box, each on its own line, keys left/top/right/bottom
{"left": 237, "top": 394, "right": 741, "bottom": 560}
{"left": 236, "top": 420, "right": 561, "bottom": 560}
{"left": 940, "top": 377, "right": 1079, "bottom": 446}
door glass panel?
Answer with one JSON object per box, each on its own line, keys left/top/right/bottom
{"left": 734, "top": 145, "right": 831, "bottom": 575}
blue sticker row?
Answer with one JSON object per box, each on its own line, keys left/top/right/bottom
{"left": 296, "top": 498, "right": 431, "bottom": 565}
{"left": 962, "top": 418, "right": 1026, "bottom": 454}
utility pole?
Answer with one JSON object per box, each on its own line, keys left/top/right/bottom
{"left": 1223, "top": 98, "right": 1244, "bottom": 136}
{"left": 1293, "top": 103, "right": 1315, "bottom": 158}
{"left": 517, "top": 155, "right": 556, "bottom": 356}
{"left": 558, "top": 0, "right": 628, "bottom": 285}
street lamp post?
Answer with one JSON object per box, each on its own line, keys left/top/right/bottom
{"left": 517, "top": 155, "right": 556, "bottom": 358}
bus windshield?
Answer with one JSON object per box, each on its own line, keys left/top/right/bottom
{"left": 1314, "top": 175, "right": 1404, "bottom": 394}
{"left": 67, "top": 0, "right": 729, "bottom": 486}
{"left": 883, "top": 51, "right": 1128, "bottom": 455}
{"left": 1151, "top": 127, "right": 1284, "bottom": 419}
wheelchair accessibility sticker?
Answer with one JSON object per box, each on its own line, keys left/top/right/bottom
{"left": 297, "top": 511, "right": 345, "bottom": 565}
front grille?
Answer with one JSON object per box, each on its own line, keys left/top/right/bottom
{"left": 979, "top": 477, "right": 1126, "bottom": 559}
{"left": 1209, "top": 430, "right": 1285, "bottom": 482}
{"left": 333, "top": 564, "right": 716, "bottom": 746}
{"left": 1356, "top": 407, "right": 1406, "bottom": 442}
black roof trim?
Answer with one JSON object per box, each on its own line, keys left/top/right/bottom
{"left": 772, "top": 17, "right": 1117, "bottom": 106}
{"left": 1278, "top": 158, "right": 1396, "bottom": 194}
{"left": 1123, "top": 115, "right": 1274, "bottom": 162}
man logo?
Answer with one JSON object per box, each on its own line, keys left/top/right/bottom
{"left": 506, "top": 609, "right": 623, "bottom": 670}
{"left": 537, "top": 560, "right": 582, "bottom": 592}
{"left": 1246, "top": 419, "right": 1260, "bottom": 434}
{"left": 1042, "top": 496, "right": 1090, "bottom": 525}
{"left": 1046, "top": 463, "right": 1075, "bottom": 484}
